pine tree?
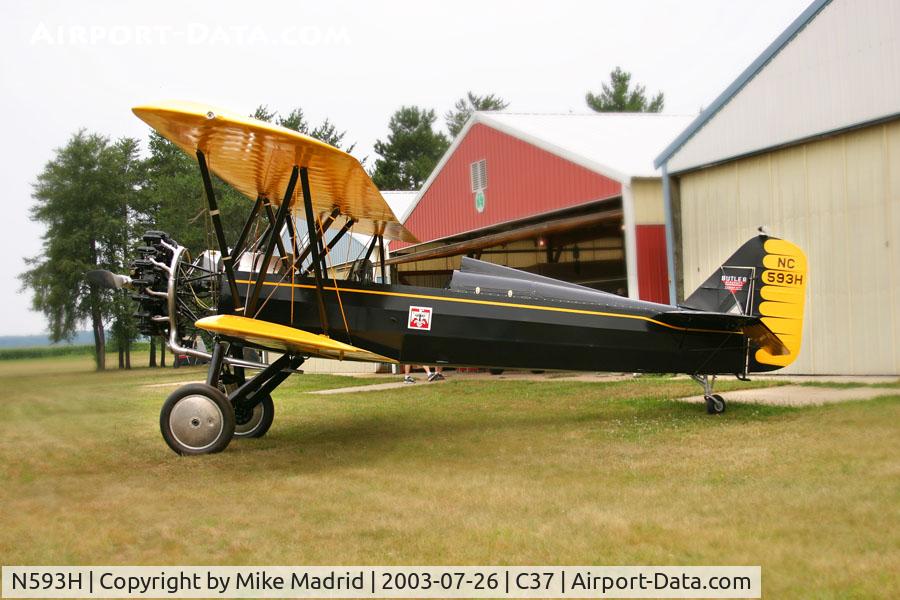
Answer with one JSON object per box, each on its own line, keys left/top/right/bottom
{"left": 371, "top": 107, "right": 449, "bottom": 191}
{"left": 251, "top": 105, "right": 356, "bottom": 153}
{"left": 445, "top": 92, "right": 509, "bottom": 137}
{"left": 586, "top": 67, "right": 665, "bottom": 113}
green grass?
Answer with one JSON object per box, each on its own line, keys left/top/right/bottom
{"left": 0, "top": 344, "right": 95, "bottom": 360}
{"left": 0, "top": 357, "right": 897, "bottom": 598}
{"left": 0, "top": 341, "right": 152, "bottom": 361}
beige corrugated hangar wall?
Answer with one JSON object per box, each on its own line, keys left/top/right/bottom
{"left": 678, "top": 121, "right": 900, "bottom": 374}
{"left": 657, "top": 0, "right": 900, "bottom": 374}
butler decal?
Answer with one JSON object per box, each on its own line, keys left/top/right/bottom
{"left": 721, "top": 274, "right": 748, "bottom": 293}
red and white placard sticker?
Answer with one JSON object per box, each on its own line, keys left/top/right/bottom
{"left": 721, "top": 275, "right": 748, "bottom": 293}
{"left": 407, "top": 306, "right": 433, "bottom": 331}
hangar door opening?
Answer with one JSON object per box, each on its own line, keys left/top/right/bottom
{"left": 390, "top": 199, "right": 628, "bottom": 295}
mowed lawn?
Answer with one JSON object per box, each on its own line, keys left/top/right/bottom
{"left": 1, "top": 355, "right": 898, "bottom": 597}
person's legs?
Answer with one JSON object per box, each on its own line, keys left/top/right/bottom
{"left": 402, "top": 364, "right": 415, "bottom": 384}
{"left": 430, "top": 366, "right": 445, "bottom": 381}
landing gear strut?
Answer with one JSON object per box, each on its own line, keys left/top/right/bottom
{"left": 692, "top": 374, "right": 726, "bottom": 415}
{"left": 160, "top": 340, "right": 305, "bottom": 455}
{"left": 219, "top": 360, "right": 275, "bottom": 439}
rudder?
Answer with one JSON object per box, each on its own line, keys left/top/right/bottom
{"left": 681, "top": 234, "right": 808, "bottom": 369}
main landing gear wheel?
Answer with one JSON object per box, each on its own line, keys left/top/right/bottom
{"left": 233, "top": 394, "right": 275, "bottom": 439}
{"left": 705, "top": 394, "right": 726, "bottom": 415}
{"left": 160, "top": 383, "right": 235, "bottom": 455}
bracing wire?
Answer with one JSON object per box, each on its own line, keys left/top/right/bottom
{"left": 316, "top": 213, "right": 352, "bottom": 343}
{"left": 289, "top": 213, "right": 296, "bottom": 326}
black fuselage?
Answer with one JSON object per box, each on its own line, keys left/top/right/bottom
{"left": 223, "top": 269, "right": 760, "bottom": 375}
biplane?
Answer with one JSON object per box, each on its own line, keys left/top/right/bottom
{"left": 89, "top": 101, "right": 808, "bottom": 455}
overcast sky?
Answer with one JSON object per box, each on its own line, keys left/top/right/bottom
{"left": 0, "top": 0, "right": 811, "bottom": 336}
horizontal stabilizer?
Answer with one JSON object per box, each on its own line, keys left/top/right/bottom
{"left": 655, "top": 310, "right": 754, "bottom": 331}
{"left": 195, "top": 315, "right": 396, "bottom": 363}
{"left": 655, "top": 310, "right": 789, "bottom": 356}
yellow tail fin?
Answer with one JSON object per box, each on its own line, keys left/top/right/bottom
{"left": 755, "top": 238, "right": 807, "bottom": 367}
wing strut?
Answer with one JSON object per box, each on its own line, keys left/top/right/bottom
{"left": 261, "top": 197, "right": 290, "bottom": 268}
{"left": 284, "top": 212, "right": 301, "bottom": 258}
{"left": 299, "top": 216, "right": 355, "bottom": 278}
{"left": 377, "top": 235, "right": 387, "bottom": 283}
{"left": 328, "top": 218, "right": 356, "bottom": 259}
{"left": 291, "top": 207, "right": 340, "bottom": 274}
{"left": 316, "top": 207, "right": 341, "bottom": 277}
{"left": 230, "top": 196, "right": 263, "bottom": 264}
{"left": 246, "top": 167, "right": 297, "bottom": 316}
{"left": 359, "top": 234, "right": 378, "bottom": 271}
{"left": 197, "top": 150, "right": 242, "bottom": 312}
{"left": 299, "top": 167, "right": 330, "bottom": 335}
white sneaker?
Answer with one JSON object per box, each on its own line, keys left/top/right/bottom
{"left": 403, "top": 375, "right": 415, "bottom": 384}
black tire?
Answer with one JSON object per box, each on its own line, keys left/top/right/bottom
{"left": 160, "top": 383, "right": 235, "bottom": 455}
{"left": 530, "top": 370, "right": 545, "bottom": 374}
{"left": 489, "top": 368, "right": 504, "bottom": 375}
{"left": 233, "top": 394, "right": 275, "bottom": 439}
{"left": 705, "top": 394, "right": 726, "bottom": 415}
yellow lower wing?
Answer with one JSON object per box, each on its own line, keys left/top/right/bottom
{"left": 195, "top": 315, "right": 396, "bottom": 364}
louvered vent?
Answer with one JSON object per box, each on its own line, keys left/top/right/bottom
{"left": 470, "top": 159, "right": 487, "bottom": 192}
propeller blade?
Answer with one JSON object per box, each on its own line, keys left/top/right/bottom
{"left": 86, "top": 270, "right": 132, "bottom": 290}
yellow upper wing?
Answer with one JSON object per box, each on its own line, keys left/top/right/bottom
{"left": 133, "top": 100, "right": 417, "bottom": 243}
{"left": 195, "top": 315, "right": 396, "bottom": 364}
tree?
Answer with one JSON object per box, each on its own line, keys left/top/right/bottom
{"left": 275, "top": 107, "right": 306, "bottom": 133}
{"left": 586, "top": 67, "right": 665, "bottom": 113}
{"left": 251, "top": 105, "right": 277, "bottom": 123}
{"left": 371, "top": 106, "right": 449, "bottom": 191}
{"left": 20, "top": 131, "right": 138, "bottom": 370}
{"left": 310, "top": 118, "right": 355, "bottom": 153}
{"left": 138, "top": 131, "right": 249, "bottom": 366}
{"left": 445, "top": 92, "right": 509, "bottom": 137}
{"left": 103, "top": 137, "right": 145, "bottom": 369}
{"left": 252, "top": 105, "right": 356, "bottom": 153}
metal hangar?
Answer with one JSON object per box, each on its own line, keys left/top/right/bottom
{"left": 655, "top": 0, "right": 900, "bottom": 375}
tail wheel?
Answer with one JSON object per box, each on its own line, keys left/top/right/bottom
{"left": 705, "top": 394, "right": 726, "bottom": 415}
{"left": 233, "top": 394, "right": 275, "bottom": 439}
{"left": 160, "top": 383, "right": 235, "bottom": 455}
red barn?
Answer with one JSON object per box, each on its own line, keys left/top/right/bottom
{"left": 389, "top": 112, "right": 692, "bottom": 303}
